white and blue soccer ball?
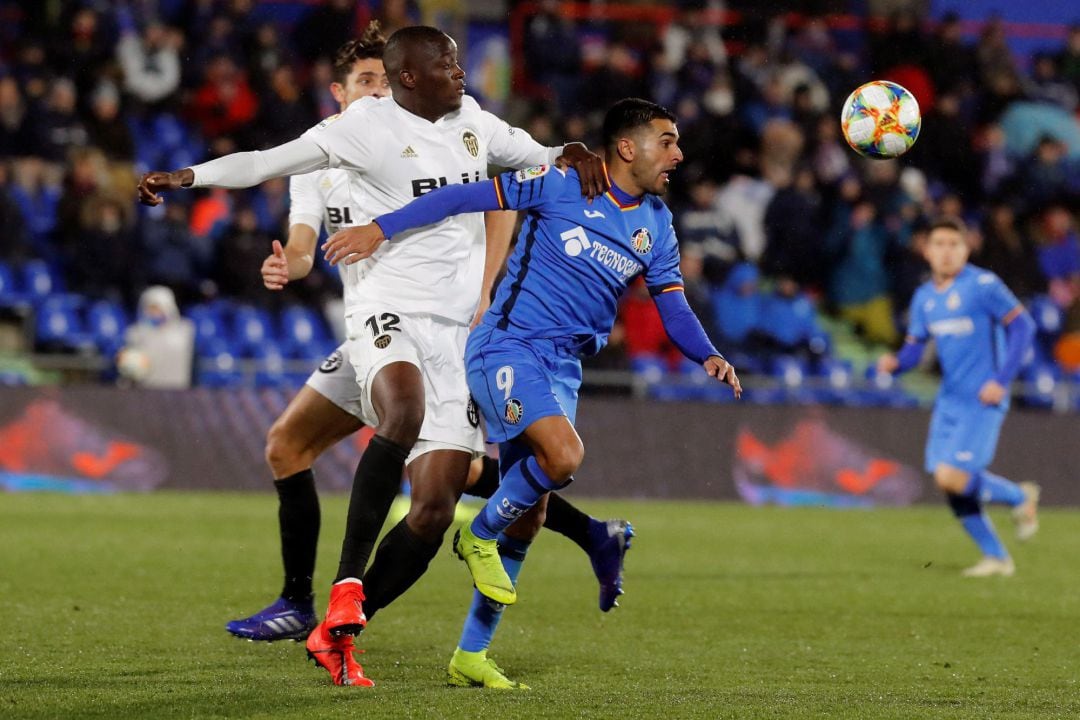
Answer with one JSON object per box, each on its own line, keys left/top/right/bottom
{"left": 840, "top": 80, "right": 921, "bottom": 159}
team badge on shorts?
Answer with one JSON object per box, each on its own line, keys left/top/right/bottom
{"left": 504, "top": 398, "right": 524, "bottom": 425}
{"left": 374, "top": 334, "right": 392, "bottom": 349}
{"left": 630, "top": 227, "right": 653, "bottom": 254}
{"left": 318, "top": 350, "right": 344, "bottom": 373}
{"left": 467, "top": 397, "right": 480, "bottom": 428}
{"left": 462, "top": 130, "right": 479, "bottom": 158}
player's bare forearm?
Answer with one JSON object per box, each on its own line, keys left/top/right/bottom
{"left": 284, "top": 224, "right": 318, "bottom": 281}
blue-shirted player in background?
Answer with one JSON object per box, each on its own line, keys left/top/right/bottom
{"left": 324, "top": 98, "right": 741, "bottom": 686}
{"left": 877, "top": 218, "right": 1040, "bottom": 578}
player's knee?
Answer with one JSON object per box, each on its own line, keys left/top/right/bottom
{"left": 536, "top": 440, "right": 584, "bottom": 484}
{"left": 934, "top": 466, "right": 969, "bottom": 494}
{"left": 375, "top": 403, "right": 424, "bottom": 449}
{"left": 405, "top": 496, "right": 455, "bottom": 541}
{"left": 265, "top": 419, "right": 310, "bottom": 477}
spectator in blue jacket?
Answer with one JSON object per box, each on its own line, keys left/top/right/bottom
{"left": 825, "top": 185, "right": 899, "bottom": 346}
{"left": 758, "top": 276, "right": 829, "bottom": 359}
{"left": 711, "top": 262, "right": 763, "bottom": 348}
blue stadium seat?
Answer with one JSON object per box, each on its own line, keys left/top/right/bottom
{"left": 196, "top": 338, "right": 244, "bottom": 387}
{"left": 280, "top": 304, "right": 329, "bottom": 352}
{"left": 815, "top": 358, "right": 854, "bottom": 405}
{"left": 1017, "top": 362, "right": 1059, "bottom": 410}
{"left": 1029, "top": 295, "right": 1063, "bottom": 336}
{"left": 770, "top": 355, "right": 807, "bottom": 388}
{"left": 86, "top": 300, "right": 130, "bottom": 356}
{"left": 249, "top": 342, "right": 288, "bottom": 388}
{"left": 629, "top": 354, "right": 667, "bottom": 384}
{"left": 233, "top": 305, "right": 276, "bottom": 354}
{"left": 186, "top": 303, "right": 229, "bottom": 351}
{"left": 0, "top": 260, "right": 26, "bottom": 308}
{"left": 35, "top": 298, "right": 93, "bottom": 352}
{"left": 22, "top": 260, "right": 64, "bottom": 304}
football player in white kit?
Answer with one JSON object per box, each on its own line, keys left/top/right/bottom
{"left": 225, "top": 28, "right": 634, "bottom": 657}
{"left": 138, "top": 26, "right": 614, "bottom": 687}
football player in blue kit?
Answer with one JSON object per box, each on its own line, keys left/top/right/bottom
{"left": 877, "top": 218, "right": 1040, "bottom": 577}
{"left": 323, "top": 98, "right": 740, "bottom": 684}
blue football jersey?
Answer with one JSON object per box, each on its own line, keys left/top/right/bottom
{"left": 907, "top": 265, "right": 1023, "bottom": 404}
{"left": 485, "top": 166, "right": 683, "bottom": 355}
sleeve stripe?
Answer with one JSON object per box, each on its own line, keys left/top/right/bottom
{"left": 493, "top": 177, "right": 507, "bottom": 209}
{"left": 648, "top": 282, "right": 684, "bottom": 296}
{"left": 1002, "top": 305, "right": 1024, "bottom": 325}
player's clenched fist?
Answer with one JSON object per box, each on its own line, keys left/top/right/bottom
{"left": 137, "top": 168, "right": 193, "bottom": 206}
{"left": 705, "top": 355, "right": 741, "bottom": 398}
{"left": 323, "top": 222, "right": 386, "bottom": 266}
{"left": 261, "top": 240, "right": 290, "bottom": 290}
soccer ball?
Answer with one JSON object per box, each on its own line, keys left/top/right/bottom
{"left": 840, "top": 80, "right": 921, "bottom": 159}
{"left": 116, "top": 347, "right": 151, "bottom": 381}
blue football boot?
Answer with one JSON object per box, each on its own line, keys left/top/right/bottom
{"left": 226, "top": 596, "right": 318, "bottom": 641}
{"left": 587, "top": 519, "right": 634, "bottom": 612}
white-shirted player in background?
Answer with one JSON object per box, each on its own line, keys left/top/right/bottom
{"left": 138, "top": 26, "right": 614, "bottom": 687}
{"left": 226, "top": 27, "right": 635, "bottom": 661}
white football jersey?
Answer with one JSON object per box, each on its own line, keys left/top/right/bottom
{"left": 288, "top": 166, "right": 366, "bottom": 288}
{"left": 302, "top": 95, "right": 560, "bottom": 325}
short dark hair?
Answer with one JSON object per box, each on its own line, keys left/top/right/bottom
{"left": 602, "top": 98, "right": 677, "bottom": 149}
{"left": 383, "top": 25, "right": 450, "bottom": 76}
{"left": 332, "top": 21, "right": 387, "bottom": 85}
{"left": 929, "top": 217, "right": 967, "bottom": 235}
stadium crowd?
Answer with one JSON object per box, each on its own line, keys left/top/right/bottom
{"left": 1, "top": 0, "right": 1079, "bottom": 396}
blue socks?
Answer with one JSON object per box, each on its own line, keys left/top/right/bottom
{"left": 471, "top": 456, "right": 562, "bottom": 540}
{"left": 949, "top": 470, "right": 1018, "bottom": 560}
{"left": 458, "top": 534, "right": 530, "bottom": 652}
{"left": 974, "top": 471, "right": 1026, "bottom": 507}
{"left": 958, "top": 513, "right": 1009, "bottom": 560}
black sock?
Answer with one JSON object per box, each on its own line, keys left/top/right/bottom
{"left": 274, "top": 469, "right": 320, "bottom": 603}
{"left": 361, "top": 518, "right": 442, "bottom": 621}
{"left": 469, "top": 455, "right": 501, "bottom": 499}
{"left": 544, "top": 492, "right": 593, "bottom": 552}
{"left": 334, "top": 435, "right": 409, "bottom": 583}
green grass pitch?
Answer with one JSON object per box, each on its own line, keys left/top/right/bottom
{"left": 2, "top": 493, "right": 1078, "bottom": 719}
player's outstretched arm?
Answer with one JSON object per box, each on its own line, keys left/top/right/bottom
{"left": 322, "top": 179, "right": 505, "bottom": 265}
{"left": 137, "top": 137, "right": 329, "bottom": 206}
{"left": 653, "top": 286, "right": 741, "bottom": 398}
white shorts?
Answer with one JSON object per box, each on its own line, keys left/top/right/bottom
{"left": 341, "top": 307, "right": 485, "bottom": 465}
{"left": 304, "top": 343, "right": 367, "bottom": 420}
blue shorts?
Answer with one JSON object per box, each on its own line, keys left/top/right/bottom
{"left": 924, "top": 396, "right": 1006, "bottom": 474}
{"left": 465, "top": 324, "right": 582, "bottom": 444}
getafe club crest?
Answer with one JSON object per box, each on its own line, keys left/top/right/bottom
{"left": 504, "top": 398, "right": 524, "bottom": 425}
{"left": 462, "top": 130, "right": 479, "bottom": 158}
{"left": 630, "top": 227, "right": 653, "bottom": 254}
